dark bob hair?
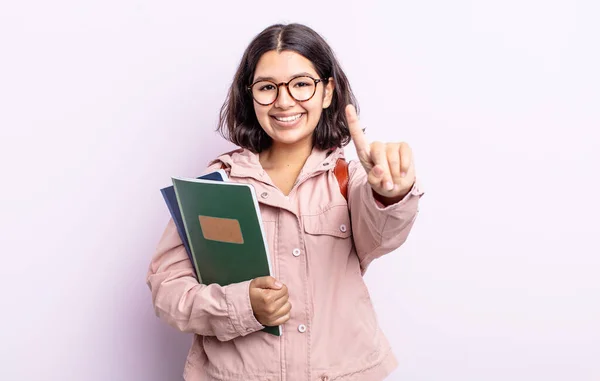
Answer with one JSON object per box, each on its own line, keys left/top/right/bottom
{"left": 217, "top": 23, "right": 359, "bottom": 153}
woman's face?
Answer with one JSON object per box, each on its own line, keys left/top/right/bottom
{"left": 251, "top": 50, "right": 334, "bottom": 149}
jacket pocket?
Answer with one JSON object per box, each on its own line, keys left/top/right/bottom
{"left": 301, "top": 203, "right": 354, "bottom": 281}
{"left": 201, "top": 333, "right": 280, "bottom": 379}
{"left": 300, "top": 202, "right": 354, "bottom": 279}
{"left": 302, "top": 203, "right": 352, "bottom": 239}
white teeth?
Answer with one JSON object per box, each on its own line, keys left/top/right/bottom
{"left": 274, "top": 114, "right": 302, "bottom": 122}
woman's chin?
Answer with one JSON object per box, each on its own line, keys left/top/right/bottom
{"left": 268, "top": 128, "right": 314, "bottom": 147}
{"left": 273, "top": 135, "right": 309, "bottom": 147}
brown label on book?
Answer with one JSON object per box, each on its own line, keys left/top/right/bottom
{"left": 198, "top": 215, "right": 244, "bottom": 244}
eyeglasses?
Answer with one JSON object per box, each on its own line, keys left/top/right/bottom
{"left": 247, "top": 75, "right": 327, "bottom": 106}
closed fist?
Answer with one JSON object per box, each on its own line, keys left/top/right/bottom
{"left": 249, "top": 276, "right": 291, "bottom": 327}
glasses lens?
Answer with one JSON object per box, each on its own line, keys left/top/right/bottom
{"left": 252, "top": 81, "right": 278, "bottom": 104}
{"left": 289, "top": 77, "right": 316, "bottom": 101}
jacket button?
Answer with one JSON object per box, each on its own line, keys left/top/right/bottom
{"left": 339, "top": 224, "right": 347, "bottom": 233}
{"left": 261, "top": 192, "right": 269, "bottom": 199}
{"left": 292, "top": 248, "right": 301, "bottom": 257}
{"left": 298, "top": 324, "right": 307, "bottom": 333}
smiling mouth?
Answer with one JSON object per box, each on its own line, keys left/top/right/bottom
{"left": 272, "top": 113, "right": 303, "bottom": 122}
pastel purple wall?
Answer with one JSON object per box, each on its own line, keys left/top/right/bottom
{"left": 1, "top": 0, "right": 598, "bottom": 380}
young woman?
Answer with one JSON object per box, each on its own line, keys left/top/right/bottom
{"left": 147, "top": 23, "right": 424, "bottom": 381}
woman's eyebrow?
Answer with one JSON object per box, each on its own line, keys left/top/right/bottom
{"left": 253, "top": 72, "right": 315, "bottom": 82}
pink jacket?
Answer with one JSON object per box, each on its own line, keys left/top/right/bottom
{"left": 147, "top": 146, "right": 424, "bottom": 381}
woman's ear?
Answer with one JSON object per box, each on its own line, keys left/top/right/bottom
{"left": 322, "top": 77, "right": 335, "bottom": 109}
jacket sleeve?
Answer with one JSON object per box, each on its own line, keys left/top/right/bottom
{"left": 347, "top": 160, "right": 425, "bottom": 274}
{"left": 146, "top": 164, "right": 265, "bottom": 341}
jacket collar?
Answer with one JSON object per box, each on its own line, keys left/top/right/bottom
{"left": 211, "top": 146, "right": 346, "bottom": 184}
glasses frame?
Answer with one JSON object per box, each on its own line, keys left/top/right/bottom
{"left": 247, "top": 75, "right": 328, "bottom": 106}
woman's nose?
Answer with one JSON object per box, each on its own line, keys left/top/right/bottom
{"left": 273, "top": 84, "right": 296, "bottom": 108}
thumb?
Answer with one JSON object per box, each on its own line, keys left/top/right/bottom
{"left": 251, "top": 276, "right": 283, "bottom": 290}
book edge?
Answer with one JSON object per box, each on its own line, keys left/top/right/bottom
{"left": 171, "top": 178, "right": 204, "bottom": 284}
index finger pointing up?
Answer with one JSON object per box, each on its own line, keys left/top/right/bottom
{"left": 345, "top": 104, "right": 370, "bottom": 157}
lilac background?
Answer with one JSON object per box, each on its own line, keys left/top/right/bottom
{"left": 1, "top": 0, "right": 599, "bottom": 380}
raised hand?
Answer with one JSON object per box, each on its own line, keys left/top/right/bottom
{"left": 346, "top": 105, "right": 416, "bottom": 201}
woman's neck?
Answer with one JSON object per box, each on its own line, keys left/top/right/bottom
{"left": 259, "top": 139, "right": 313, "bottom": 171}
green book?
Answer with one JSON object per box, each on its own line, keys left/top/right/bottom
{"left": 171, "top": 176, "right": 281, "bottom": 336}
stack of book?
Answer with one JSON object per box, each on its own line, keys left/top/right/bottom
{"left": 160, "top": 171, "right": 281, "bottom": 336}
